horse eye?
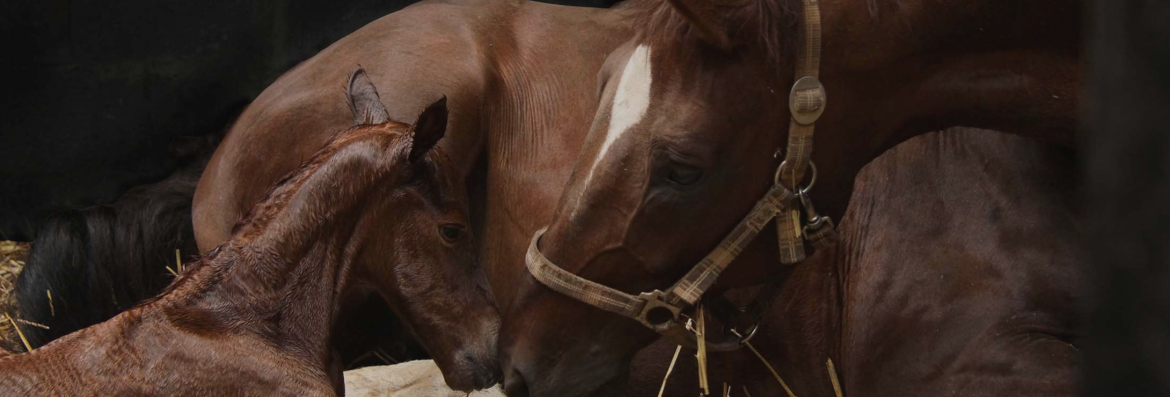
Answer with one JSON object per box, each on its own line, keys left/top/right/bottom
{"left": 667, "top": 165, "right": 704, "bottom": 186}
{"left": 439, "top": 224, "right": 463, "bottom": 242}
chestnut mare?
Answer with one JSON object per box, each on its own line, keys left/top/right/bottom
{"left": 0, "top": 69, "right": 499, "bottom": 395}
{"left": 501, "top": 0, "right": 1080, "bottom": 395}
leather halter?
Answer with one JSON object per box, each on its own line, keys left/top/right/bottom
{"left": 525, "top": 0, "right": 831, "bottom": 349}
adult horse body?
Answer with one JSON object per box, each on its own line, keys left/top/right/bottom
{"left": 622, "top": 129, "right": 1084, "bottom": 397}
{"left": 0, "top": 71, "right": 500, "bottom": 395}
{"left": 501, "top": 0, "right": 1081, "bottom": 395}
{"left": 192, "top": 0, "right": 636, "bottom": 317}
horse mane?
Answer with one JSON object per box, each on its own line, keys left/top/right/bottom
{"left": 631, "top": 0, "right": 894, "bottom": 68}
{"left": 228, "top": 123, "right": 411, "bottom": 238}
{"left": 128, "top": 123, "right": 417, "bottom": 333}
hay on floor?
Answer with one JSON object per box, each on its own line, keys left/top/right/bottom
{"left": 0, "top": 241, "right": 28, "bottom": 353}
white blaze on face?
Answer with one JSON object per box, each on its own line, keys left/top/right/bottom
{"left": 577, "top": 44, "right": 653, "bottom": 210}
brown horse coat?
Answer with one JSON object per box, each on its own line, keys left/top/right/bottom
{"left": 623, "top": 129, "right": 1084, "bottom": 397}
{"left": 192, "top": 0, "right": 637, "bottom": 315}
{"left": 0, "top": 72, "right": 499, "bottom": 396}
{"left": 498, "top": 0, "right": 1081, "bottom": 394}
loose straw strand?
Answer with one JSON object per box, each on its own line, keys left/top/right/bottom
{"left": 732, "top": 329, "right": 797, "bottom": 397}
{"left": 657, "top": 345, "right": 683, "bottom": 397}
{"left": 695, "top": 305, "right": 710, "bottom": 395}
{"left": 175, "top": 249, "right": 183, "bottom": 273}
{"left": 827, "top": 358, "right": 843, "bottom": 397}
{"left": 5, "top": 312, "right": 31, "bottom": 352}
{"left": 46, "top": 289, "right": 54, "bottom": 317}
{"left": 14, "top": 318, "right": 49, "bottom": 330}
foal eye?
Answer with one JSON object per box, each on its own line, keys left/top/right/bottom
{"left": 439, "top": 224, "right": 464, "bottom": 242}
{"left": 667, "top": 164, "right": 704, "bottom": 186}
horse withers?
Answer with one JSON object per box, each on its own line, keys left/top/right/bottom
{"left": 0, "top": 69, "right": 500, "bottom": 396}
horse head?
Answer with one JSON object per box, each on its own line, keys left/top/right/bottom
{"left": 498, "top": 0, "right": 1079, "bottom": 395}
{"left": 340, "top": 67, "right": 501, "bottom": 391}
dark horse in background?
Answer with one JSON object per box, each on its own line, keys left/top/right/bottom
{"left": 2, "top": 68, "right": 500, "bottom": 395}
{"left": 499, "top": 0, "right": 1081, "bottom": 395}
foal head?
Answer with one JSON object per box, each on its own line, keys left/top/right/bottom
{"left": 500, "top": 1, "right": 799, "bottom": 396}
{"left": 326, "top": 68, "right": 500, "bottom": 390}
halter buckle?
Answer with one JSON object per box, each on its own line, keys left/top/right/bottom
{"left": 636, "top": 290, "right": 685, "bottom": 332}
{"left": 789, "top": 76, "right": 827, "bottom": 125}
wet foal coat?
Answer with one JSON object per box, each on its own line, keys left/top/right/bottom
{"left": 0, "top": 71, "right": 494, "bottom": 396}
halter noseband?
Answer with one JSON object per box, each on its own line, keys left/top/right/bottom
{"left": 525, "top": 0, "right": 834, "bottom": 350}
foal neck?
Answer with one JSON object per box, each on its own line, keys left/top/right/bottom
{"left": 165, "top": 127, "right": 408, "bottom": 359}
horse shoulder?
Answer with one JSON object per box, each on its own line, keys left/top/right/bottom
{"left": 837, "top": 129, "right": 1083, "bottom": 396}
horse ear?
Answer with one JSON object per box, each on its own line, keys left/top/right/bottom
{"left": 346, "top": 66, "right": 391, "bottom": 125}
{"left": 408, "top": 96, "right": 448, "bottom": 163}
{"left": 664, "top": 0, "right": 733, "bottom": 50}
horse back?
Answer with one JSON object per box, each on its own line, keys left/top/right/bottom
{"left": 192, "top": 0, "right": 509, "bottom": 252}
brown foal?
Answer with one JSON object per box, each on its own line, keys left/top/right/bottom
{"left": 0, "top": 69, "right": 499, "bottom": 396}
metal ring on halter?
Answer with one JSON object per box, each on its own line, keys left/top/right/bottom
{"left": 739, "top": 323, "right": 760, "bottom": 344}
{"left": 729, "top": 325, "right": 760, "bottom": 345}
{"left": 774, "top": 160, "right": 818, "bottom": 193}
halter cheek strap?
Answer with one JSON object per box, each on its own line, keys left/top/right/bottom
{"left": 776, "top": 0, "right": 826, "bottom": 265}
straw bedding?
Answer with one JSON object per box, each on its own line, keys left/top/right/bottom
{"left": 0, "top": 241, "right": 28, "bottom": 353}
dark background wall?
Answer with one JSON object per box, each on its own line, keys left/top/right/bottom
{"left": 0, "top": 0, "right": 615, "bottom": 241}
{"left": 1084, "top": 0, "right": 1170, "bottom": 396}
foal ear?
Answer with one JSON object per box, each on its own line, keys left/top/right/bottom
{"left": 346, "top": 66, "right": 391, "bottom": 125}
{"left": 408, "top": 96, "right": 448, "bottom": 163}
{"left": 664, "top": 0, "right": 733, "bottom": 50}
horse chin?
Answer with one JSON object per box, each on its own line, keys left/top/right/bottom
{"left": 427, "top": 320, "right": 503, "bottom": 391}
{"left": 436, "top": 349, "right": 503, "bottom": 392}
{"left": 503, "top": 350, "right": 631, "bottom": 397}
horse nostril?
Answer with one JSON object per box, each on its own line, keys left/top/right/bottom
{"left": 504, "top": 368, "right": 531, "bottom": 397}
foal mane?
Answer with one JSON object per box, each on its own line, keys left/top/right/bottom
{"left": 229, "top": 123, "right": 412, "bottom": 239}
{"left": 138, "top": 124, "right": 414, "bottom": 311}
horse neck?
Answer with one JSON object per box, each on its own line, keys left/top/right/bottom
{"left": 166, "top": 142, "right": 390, "bottom": 361}
{"left": 477, "top": 5, "right": 634, "bottom": 310}
{"left": 803, "top": 0, "right": 1080, "bottom": 219}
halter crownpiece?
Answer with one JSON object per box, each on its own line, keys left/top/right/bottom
{"left": 524, "top": 0, "right": 837, "bottom": 348}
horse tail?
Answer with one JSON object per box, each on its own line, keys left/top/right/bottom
{"left": 11, "top": 135, "right": 218, "bottom": 347}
